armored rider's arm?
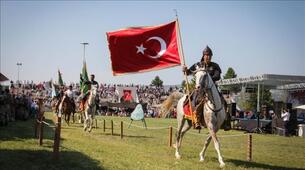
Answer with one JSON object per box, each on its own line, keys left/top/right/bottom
{"left": 186, "top": 62, "right": 200, "bottom": 76}
{"left": 211, "top": 63, "right": 222, "bottom": 82}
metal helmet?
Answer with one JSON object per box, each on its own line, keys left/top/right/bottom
{"left": 201, "top": 45, "right": 213, "bottom": 62}
{"left": 203, "top": 45, "right": 213, "bottom": 57}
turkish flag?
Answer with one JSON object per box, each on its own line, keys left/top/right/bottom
{"left": 107, "top": 20, "right": 181, "bottom": 75}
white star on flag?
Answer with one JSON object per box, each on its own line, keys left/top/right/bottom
{"left": 136, "top": 44, "right": 146, "bottom": 54}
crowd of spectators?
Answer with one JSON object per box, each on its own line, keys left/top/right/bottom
{"left": 0, "top": 82, "right": 42, "bottom": 126}
{"left": 0, "top": 80, "right": 181, "bottom": 126}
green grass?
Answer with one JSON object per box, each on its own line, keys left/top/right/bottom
{"left": 1, "top": 112, "right": 305, "bottom": 170}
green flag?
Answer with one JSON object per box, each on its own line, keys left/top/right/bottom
{"left": 80, "top": 61, "right": 89, "bottom": 94}
{"left": 58, "top": 70, "right": 64, "bottom": 86}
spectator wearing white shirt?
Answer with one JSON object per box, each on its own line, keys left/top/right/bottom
{"left": 281, "top": 109, "right": 290, "bottom": 136}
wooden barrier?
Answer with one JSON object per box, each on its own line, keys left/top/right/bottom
{"left": 38, "top": 117, "right": 45, "bottom": 146}
{"left": 120, "top": 121, "right": 123, "bottom": 139}
{"left": 111, "top": 120, "right": 114, "bottom": 135}
{"left": 53, "top": 116, "right": 61, "bottom": 160}
{"left": 34, "top": 119, "right": 38, "bottom": 138}
{"left": 168, "top": 126, "right": 173, "bottom": 147}
{"left": 247, "top": 134, "right": 252, "bottom": 161}
{"left": 103, "top": 119, "right": 106, "bottom": 132}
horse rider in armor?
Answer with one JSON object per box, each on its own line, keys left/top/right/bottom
{"left": 183, "top": 45, "right": 225, "bottom": 129}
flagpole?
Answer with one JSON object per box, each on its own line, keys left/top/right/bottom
{"left": 81, "top": 42, "right": 89, "bottom": 62}
{"left": 174, "top": 10, "right": 194, "bottom": 123}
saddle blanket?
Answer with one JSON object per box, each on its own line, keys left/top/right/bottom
{"left": 183, "top": 103, "right": 193, "bottom": 120}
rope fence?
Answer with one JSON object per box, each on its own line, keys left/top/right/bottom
{"left": 95, "top": 118, "right": 253, "bottom": 161}
{"left": 34, "top": 115, "right": 62, "bottom": 160}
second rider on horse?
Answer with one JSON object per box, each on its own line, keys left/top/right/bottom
{"left": 79, "top": 74, "right": 99, "bottom": 111}
{"left": 64, "top": 85, "right": 76, "bottom": 113}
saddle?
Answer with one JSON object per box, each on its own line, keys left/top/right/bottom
{"left": 79, "top": 98, "right": 87, "bottom": 112}
{"left": 183, "top": 91, "right": 206, "bottom": 127}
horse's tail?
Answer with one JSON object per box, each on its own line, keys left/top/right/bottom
{"left": 159, "top": 91, "right": 184, "bottom": 118}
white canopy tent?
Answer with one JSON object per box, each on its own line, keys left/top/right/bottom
{"left": 218, "top": 74, "right": 305, "bottom": 88}
{"left": 217, "top": 74, "right": 305, "bottom": 112}
{"left": 294, "top": 105, "right": 305, "bottom": 110}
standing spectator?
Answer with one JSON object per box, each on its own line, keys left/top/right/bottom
{"left": 269, "top": 110, "right": 275, "bottom": 120}
{"left": 281, "top": 109, "right": 290, "bottom": 136}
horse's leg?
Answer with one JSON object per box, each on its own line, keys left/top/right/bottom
{"left": 83, "top": 110, "right": 88, "bottom": 131}
{"left": 199, "top": 135, "right": 212, "bottom": 162}
{"left": 88, "top": 114, "right": 92, "bottom": 132}
{"left": 175, "top": 117, "right": 184, "bottom": 159}
{"left": 72, "top": 112, "right": 75, "bottom": 123}
{"left": 78, "top": 112, "right": 82, "bottom": 124}
{"left": 64, "top": 113, "right": 68, "bottom": 126}
{"left": 67, "top": 112, "right": 70, "bottom": 126}
{"left": 81, "top": 112, "right": 85, "bottom": 123}
{"left": 208, "top": 124, "right": 225, "bottom": 168}
{"left": 175, "top": 119, "right": 192, "bottom": 159}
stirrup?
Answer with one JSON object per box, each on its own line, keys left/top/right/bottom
{"left": 194, "top": 123, "right": 201, "bottom": 130}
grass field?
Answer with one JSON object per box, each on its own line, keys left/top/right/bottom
{"left": 1, "top": 112, "right": 305, "bottom": 170}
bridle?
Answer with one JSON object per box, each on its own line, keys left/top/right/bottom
{"left": 196, "top": 68, "right": 223, "bottom": 113}
{"left": 87, "top": 87, "right": 97, "bottom": 108}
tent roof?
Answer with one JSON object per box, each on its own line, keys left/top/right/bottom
{"left": 0, "top": 73, "right": 9, "bottom": 82}
{"left": 218, "top": 74, "right": 305, "bottom": 88}
{"left": 294, "top": 104, "right": 305, "bottom": 110}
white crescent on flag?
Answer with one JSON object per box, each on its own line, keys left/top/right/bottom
{"left": 146, "top": 36, "right": 167, "bottom": 59}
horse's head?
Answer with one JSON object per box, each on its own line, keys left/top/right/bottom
{"left": 90, "top": 85, "right": 98, "bottom": 97}
{"left": 87, "top": 85, "right": 98, "bottom": 106}
{"left": 194, "top": 68, "right": 213, "bottom": 94}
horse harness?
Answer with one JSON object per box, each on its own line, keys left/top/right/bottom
{"left": 200, "top": 75, "right": 223, "bottom": 114}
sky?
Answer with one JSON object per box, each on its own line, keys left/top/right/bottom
{"left": 1, "top": 1, "right": 304, "bottom": 86}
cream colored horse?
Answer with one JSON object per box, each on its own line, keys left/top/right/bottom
{"left": 160, "top": 68, "right": 226, "bottom": 168}
{"left": 83, "top": 86, "right": 97, "bottom": 132}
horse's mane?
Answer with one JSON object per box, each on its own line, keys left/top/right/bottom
{"left": 159, "top": 91, "right": 184, "bottom": 118}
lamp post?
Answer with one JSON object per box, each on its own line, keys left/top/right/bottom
{"left": 16, "top": 62, "right": 22, "bottom": 83}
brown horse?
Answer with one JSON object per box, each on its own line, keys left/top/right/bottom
{"left": 52, "top": 95, "right": 75, "bottom": 126}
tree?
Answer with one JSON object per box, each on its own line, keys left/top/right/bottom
{"left": 223, "top": 67, "right": 237, "bottom": 79}
{"left": 221, "top": 67, "right": 240, "bottom": 93}
{"left": 151, "top": 76, "right": 163, "bottom": 87}
{"left": 238, "top": 87, "right": 274, "bottom": 112}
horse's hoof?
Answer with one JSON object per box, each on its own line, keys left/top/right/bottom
{"left": 175, "top": 153, "right": 181, "bottom": 159}
{"left": 172, "top": 143, "right": 177, "bottom": 149}
{"left": 199, "top": 157, "right": 204, "bottom": 162}
{"left": 219, "top": 163, "right": 225, "bottom": 168}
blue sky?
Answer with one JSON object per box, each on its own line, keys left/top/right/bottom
{"left": 1, "top": 1, "right": 304, "bottom": 85}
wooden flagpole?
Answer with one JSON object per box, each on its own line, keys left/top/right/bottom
{"left": 175, "top": 11, "right": 194, "bottom": 123}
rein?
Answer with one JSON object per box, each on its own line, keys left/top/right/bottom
{"left": 200, "top": 72, "right": 223, "bottom": 114}
{"left": 86, "top": 90, "right": 96, "bottom": 109}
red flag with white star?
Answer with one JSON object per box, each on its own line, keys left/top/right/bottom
{"left": 106, "top": 20, "right": 181, "bottom": 75}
